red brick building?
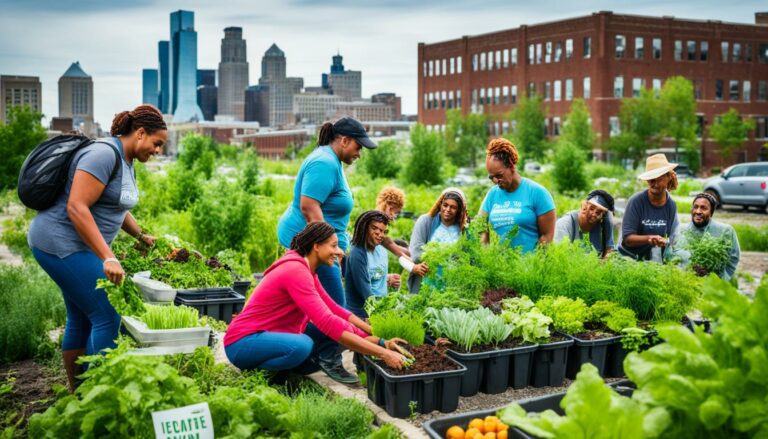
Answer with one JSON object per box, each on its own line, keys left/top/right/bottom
{"left": 418, "top": 11, "right": 768, "bottom": 168}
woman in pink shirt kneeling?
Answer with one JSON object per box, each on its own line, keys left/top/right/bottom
{"left": 224, "top": 222, "right": 408, "bottom": 374}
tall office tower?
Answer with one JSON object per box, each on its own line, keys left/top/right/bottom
{"left": 245, "top": 85, "right": 269, "bottom": 125}
{"left": 322, "top": 53, "right": 362, "bottom": 101}
{"left": 142, "top": 69, "right": 159, "bottom": 107}
{"left": 196, "top": 69, "right": 217, "bottom": 121}
{"left": 218, "top": 27, "right": 249, "bottom": 120}
{"left": 158, "top": 41, "right": 170, "bottom": 113}
{"left": 58, "top": 61, "right": 95, "bottom": 136}
{"left": 261, "top": 43, "right": 286, "bottom": 81}
{"left": 169, "top": 10, "right": 203, "bottom": 122}
{"left": 0, "top": 75, "right": 42, "bottom": 123}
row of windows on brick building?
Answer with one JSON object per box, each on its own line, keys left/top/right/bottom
{"left": 422, "top": 37, "right": 768, "bottom": 77}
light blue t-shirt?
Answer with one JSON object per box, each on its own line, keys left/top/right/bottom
{"left": 277, "top": 145, "right": 354, "bottom": 251}
{"left": 480, "top": 178, "right": 555, "bottom": 253}
{"left": 367, "top": 245, "right": 388, "bottom": 296}
{"left": 431, "top": 222, "right": 460, "bottom": 244}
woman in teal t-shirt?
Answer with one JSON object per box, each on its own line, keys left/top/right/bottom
{"left": 276, "top": 116, "right": 377, "bottom": 384}
{"left": 478, "top": 138, "right": 556, "bottom": 253}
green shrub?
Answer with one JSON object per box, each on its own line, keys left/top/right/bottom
{"left": 0, "top": 264, "right": 66, "bottom": 365}
{"left": 733, "top": 224, "right": 768, "bottom": 252}
{"left": 358, "top": 139, "right": 401, "bottom": 179}
{"left": 288, "top": 390, "right": 375, "bottom": 439}
{"left": 552, "top": 141, "right": 588, "bottom": 195}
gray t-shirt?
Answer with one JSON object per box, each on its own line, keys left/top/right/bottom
{"left": 554, "top": 210, "right": 615, "bottom": 255}
{"left": 28, "top": 137, "right": 138, "bottom": 257}
{"left": 618, "top": 190, "right": 678, "bottom": 261}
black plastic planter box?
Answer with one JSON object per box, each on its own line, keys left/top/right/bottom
{"left": 174, "top": 287, "right": 245, "bottom": 323}
{"left": 231, "top": 280, "right": 252, "bottom": 297}
{"left": 565, "top": 334, "right": 622, "bottom": 379}
{"left": 529, "top": 335, "right": 573, "bottom": 388}
{"left": 362, "top": 354, "right": 466, "bottom": 419}
{"left": 422, "top": 385, "right": 634, "bottom": 439}
{"left": 603, "top": 341, "right": 628, "bottom": 378}
{"left": 508, "top": 344, "right": 538, "bottom": 389}
{"left": 449, "top": 344, "right": 538, "bottom": 396}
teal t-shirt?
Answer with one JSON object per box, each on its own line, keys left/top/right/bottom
{"left": 277, "top": 146, "right": 353, "bottom": 250}
{"left": 480, "top": 178, "right": 555, "bottom": 253}
{"left": 367, "top": 245, "right": 388, "bottom": 296}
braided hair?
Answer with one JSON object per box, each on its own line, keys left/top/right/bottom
{"left": 110, "top": 104, "right": 166, "bottom": 136}
{"left": 289, "top": 222, "right": 336, "bottom": 256}
{"left": 586, "top": 189, "right": 615, "bottom": 258}
{"left": 486, "top": 138, "right": 519, "bottom": 169}
{"left": 351, "top": 210, "right": 390, "bottom": 249}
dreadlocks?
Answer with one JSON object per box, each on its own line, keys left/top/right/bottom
{"left": 486, "top": 137, "right": 519, "bottom": 169}
{"left": 289, "top": 222, "right": 336, "bottom": 256}
{"left": 351, "top": 210, "right": 390, "bottom": 249}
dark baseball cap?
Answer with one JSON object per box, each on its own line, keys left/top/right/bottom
{"left": 333, "top": 116, "right": 377, "bottom": 149}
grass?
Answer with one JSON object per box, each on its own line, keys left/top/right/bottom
{"left": 288, "top": 390, "right": 375, "bottom": 439}
{"left": 369, "top": 310, "right": 425, "bottom": 346}
{"left": 733, "top": 224, "right": 768, "bottom": 252}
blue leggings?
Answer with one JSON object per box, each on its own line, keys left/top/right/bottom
{"left": 31, "top": 247, "right": 121, "bottom": 355}
{"left": 224, "top": 331, "right": 318, "bottom": 374}
{"left": 304, "top": 261, "right": 345, "bottom": 366}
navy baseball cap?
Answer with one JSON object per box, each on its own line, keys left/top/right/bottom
{"left": 333, "top": 116, "right": 377, "bottom": 149}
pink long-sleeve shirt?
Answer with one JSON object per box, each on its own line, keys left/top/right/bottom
{"left": 224, "top": 251, "right": 368, "bottom": 347}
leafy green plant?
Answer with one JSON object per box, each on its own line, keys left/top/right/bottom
{"left": 474, "top": 307, "right": 514, "bottom": 347}
{"left": 288, "top": 390, "right": 375, "bottom": 439}
{"left": 499, "top": 363, "right": 663, "bottom": 438}
{"left": 682, "top": 230, "right": 733, "bottom": 276}
{"left": 535, "top": 296, "right": 589, "bottom": 335}
{"left": 96, "top": 278, "right": 146, "bottom": 317}
{"left": 732, "top": 224, "right": 768, "bottom": 252}
{"left": 588, "top": 300, "right": 637, "bottom": 333}
{"left": 140, "top": 304, "right": 200, "bottom": 330}
{"left": 624, "top": 276, "right": 768, "bottom": 437}
{"left": 500, "top": 296, "right": 552, "bottom": 344}
{"left": 425, "top": 307, "right": 481, "bottom": 351}
{"left": 369, "top": 310, "right": 425, "bottom": 347}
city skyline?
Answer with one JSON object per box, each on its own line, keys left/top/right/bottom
{"left": 0, "top": 0, "right": 764, "bottom": 128}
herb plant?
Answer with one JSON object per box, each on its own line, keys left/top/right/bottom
{"left": 681, "top": 230, "right": 733, "bottom": 277}
{"left": 425, "top": 307, "right": 481, "bottom": 351}
{"left": 97, "top": 278, "right": 146, "bottom": 317}
{"left": 140, "top": 304, "right": 200, "bottom": 330}
{"left": 535, "top": 296, "right": 589, "bottom": 335}
{"left": 369, "top": 310, "right": 425, "bottom": 347}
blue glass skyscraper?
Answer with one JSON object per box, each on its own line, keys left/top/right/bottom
{"left": 142, "top": 69, "right": 159, "bottom": 107}
{"left": 169, "top": 10, "right": 203, "bottom": 122}
{"left": 158, "top": 41, "right": 169, "bottom": 113}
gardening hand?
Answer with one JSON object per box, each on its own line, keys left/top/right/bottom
{"left": 384, "top": 337, "right": 409, "bottom": 351}
{"left": 413, "top": 263, "right": 429, "bottom": 276}
{"left": 381, "top": 349, "right": 408, "bottom": 369}
{"left": 648, "top": 235, "right": 667, "bottom": 247}
{"left": 387, "top": 274, "right": 401, "bottom": 289}
{"left": 103, "top": 259, "right": 125, "bottom": 285}
{"left": 140, "top": 233, "right": 156, "bottom": 247}
{"left": 434, "top": 337, "right": 452, "bottom": 346}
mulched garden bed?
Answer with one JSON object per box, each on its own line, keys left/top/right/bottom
{"left": 377, "top": 344, "right": 461, "bottom": 375}
{"left": 449, "top": 337, "right": 533, "bottom": 354}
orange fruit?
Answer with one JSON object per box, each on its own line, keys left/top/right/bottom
{"left": 464, "top": 427, "right": 480, "bottom": 439}
{"left": 473, "top": 434, "right": 484, "bottom": 439}
{"left": 468, "top": 418, "right": 485, "bottom": 433}
{"left": 484, "top": 420, "right": 497, "bottom": 434}
{"left": 496, "top": 422, "right": 509, "bottom": 432}
{"left": 484, "top": 415, "right": 500, "bottom": 423}
{"left": 446, "top": 425, "right": 465, "bottom": 439}
{"left": 497, "top": 430, "right": 508, "bottom": 439}
{"left": 484, "top": 432, "right": 496, "bottom": 439}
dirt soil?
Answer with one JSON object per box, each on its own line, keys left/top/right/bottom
{"left": 451, "top": 338, "right": 532, "bottom": 354}
{"left": 0, "top": 359, "right": 66, "bottom": 433}
{"left": 377, "top": 344, "right": 461, "bottom": 375}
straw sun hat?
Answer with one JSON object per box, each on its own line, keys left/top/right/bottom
{"left": 638, "top": 154, "right": 678, "bottom": 181}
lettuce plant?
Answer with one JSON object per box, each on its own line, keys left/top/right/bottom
{"left": 500, "top": 296, "right": 552, "bottom": 344}
{"left": 535, "top": 296, "right": 589, "bottom": 335}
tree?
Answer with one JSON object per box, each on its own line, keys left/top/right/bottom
{"left": 507, "top": 94, "right": 548, "bottom": 162}
{"left": 560, "top": 99, "right": 595, "bottom": 156}
{"left": 709, "top": 108, "right": 756, "bottom": 163}
{"left": 177, "top": 133, "right": 217, "bottom": 170}
{"left": 0, "top": 105, "right": 47, "bottom": 189}
{"left": 445, "top": 109, "right": 488, "bottom": 167}
{"left": 404, "top": 124, "right": 444, "bottom": 186}
{"left": 552, "top": 140, "right": 588, "bottom": 195}
{"left": 358, "top": 139, "right": 401, "bottom": 179}
{"left": 660, "top": 76, "right": 699, "bottom": 172}
{"left": 607, "top": 88, "right": 665, "bottom": 167}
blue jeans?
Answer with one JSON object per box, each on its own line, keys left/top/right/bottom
{"left": 224, "top": 331, "right": 318, "bottom": 373}
{"left": 304, "top": 261, "right": 345, "bottom": 366}
{"left": 31, "top": 247, "right": 121, "bottom": 355}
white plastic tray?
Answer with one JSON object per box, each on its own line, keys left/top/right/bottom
{"left": 132, "top": 274, "right": 177, "bottom": 302}
{"left": 122, "top": 316, "right": 210, "bottom": 348}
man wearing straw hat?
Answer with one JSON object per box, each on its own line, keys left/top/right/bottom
{"left": 618, "top": 153, "right": 681, "bottom": 262}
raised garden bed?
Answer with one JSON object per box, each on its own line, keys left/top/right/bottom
{"left": 565, "top": 331, "right": 622, "bottom": 379}
{"left": 529, "top": 333, "right": 573, "bottom": 388}
{"left": 363, "top": 344, "right": 466, "bottom": 418}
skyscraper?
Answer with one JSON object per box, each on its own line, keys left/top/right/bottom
{"left": 218, "top": 27, "right": 249, "bottom": 120}
{"left": 142, "top": 69, "right": 159, "bottom": 107}
{"left": 158, "top": 41, "right": 170, "bottom": 113}
{"left": 0, "top": 75, "right": 41, "bottom": 123}
{"left": 169, "top": 10, "right": 203, "bottom": 122}
{"left": 58, "top": 61, "right": 95, "bottom": 136}
{"left": 323, "top": 53, "right": 362, "bottom": 101}
{"left": 258, "top": 43, "right": 303, "bottom": 127}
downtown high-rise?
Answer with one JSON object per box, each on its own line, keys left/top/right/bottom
{"left": 218, "top": 27, "right": 249, "bottom": 120}
{"left": 169, "top": 10, "right": 203, "bottom": 122}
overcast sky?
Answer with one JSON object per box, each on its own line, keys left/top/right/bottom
{"left": 0, "top": 0, "right": 764, "bottom": 128}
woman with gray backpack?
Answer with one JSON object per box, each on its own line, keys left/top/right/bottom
{"left": 26, "top": 104, "right": 166, "bottom": 392}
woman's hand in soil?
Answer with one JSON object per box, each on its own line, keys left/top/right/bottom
{"left": 381, "top": 350, "right": 408, "bottom": 369}
{"left": 384, "top": 337, "right": 408, "bottom": 351}
{"left": 140, "top": 233, "right": 156, "bottom": 247}
{"left": 434, "top": 337, "right": 452, "bottom": 346}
